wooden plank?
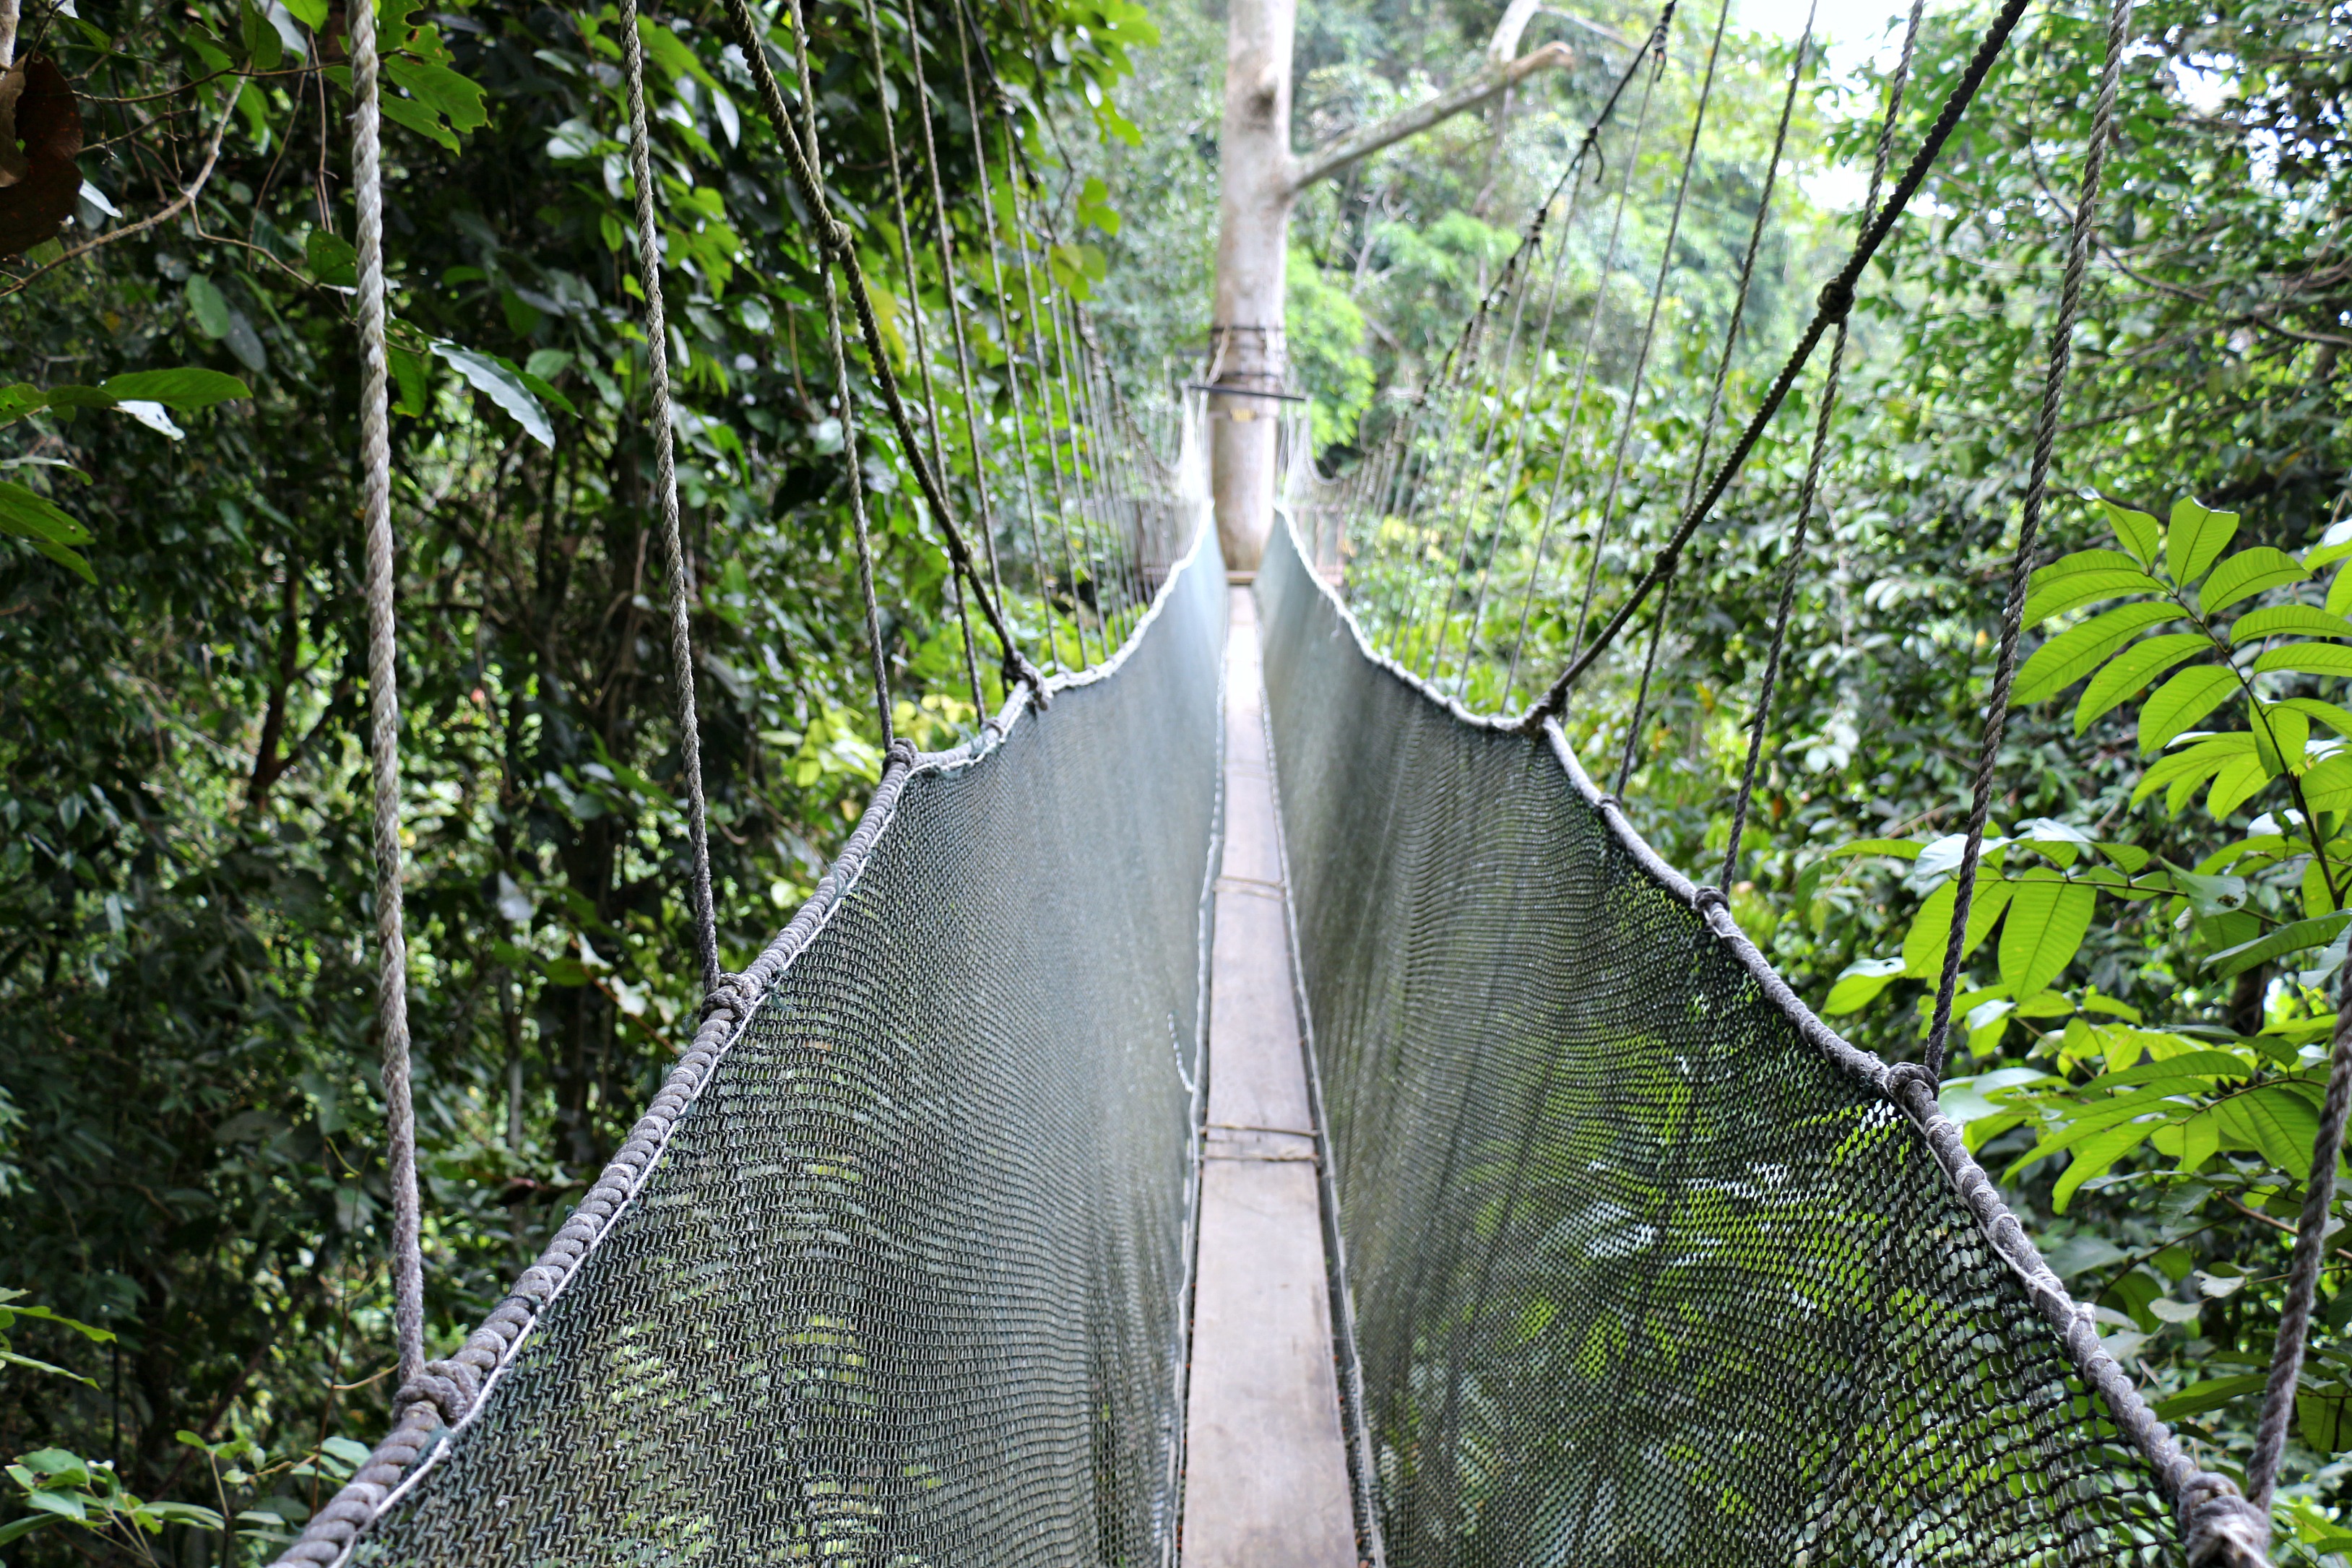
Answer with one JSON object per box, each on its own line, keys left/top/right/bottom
{"left": 1180, "top": 587, "right": 1357, "bottom": 1568}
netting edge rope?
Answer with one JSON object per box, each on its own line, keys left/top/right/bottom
{"left": 1258, "top": 507, "right": 2272, "bottom": 1568}
{"left": 268, "top": 506, "right": 1220, "bottom": 1568}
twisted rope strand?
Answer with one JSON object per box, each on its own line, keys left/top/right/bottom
{"left": 1921, "top": 0, "right": 2132, "bottom": 1080}
{"left": 1611, "top": 0, "right": 1813, "bottom": 787}
{"left": 619, "top": 0, "right": 722, "bottom": 993}
{"left": 347, "top": 0, "right": 425, "bottom": 1395}
{"left": 1717, "top": 0, "right": 1920, "bottom": 891}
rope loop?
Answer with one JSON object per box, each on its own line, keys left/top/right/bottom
{"left": 1815, "top": 275, "right": 1856, "bottom": 321}
{"left": 1689, "top": 884, "right": 1728, "bottom": 915}
{"left": 2178, "top": 1476, "right": 2270, "bottom": 1567}
{"left": 393, "top": 1361, "right": 480, "bottom": 1426}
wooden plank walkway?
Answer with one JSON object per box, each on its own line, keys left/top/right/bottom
{"left": 1180, "top": 585, "right": 1357, "bottom": 1568}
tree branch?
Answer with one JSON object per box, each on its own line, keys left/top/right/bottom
{"left": 1289, "top": 40, "right": 1575, "bottom": 195}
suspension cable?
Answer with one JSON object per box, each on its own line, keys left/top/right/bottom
{"left": 1612, "top": 0, "right": 1815, "bottom": 791}
{"left": 620, "top": 0, "right": 724, "bottom": 992}
{"left": 1561, "top": 0, "right": 1731, "bottom": 691}
{"left": 859, "top": 0, "right": 987, "bottom": 716}
{"left": 1519, "top": 0, "right": 2043, "bottom": 729}
{"left": 345, "top": 0, "right": 424, "bottom": 1395}
{"left": 1717, "top": 0, "right": 1921, "bottom": 891}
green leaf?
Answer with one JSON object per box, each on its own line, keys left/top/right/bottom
{"left": 2075, "top": 634, "right": 2210, "bottom": 735}
{"left": 2205, "top": 914, "right": 2352, "bottom": 978}
{"left": 2200, "top": 545, "right": 2309, "bottom": 614}
{"left": 432, "top": 343, "right": 553, "bottom": 448}
{"left": 2154, "top": 1372, "right": 2268, "bottom": 1421}
{"left": 2137, "top": 665, "right": 2241, "bottom": 755}
{"left": 2093, "top": 493, "right": 2161, "bottom": 568}
{"left": 637, "top": 17, "right": 718, "bottom": 89}
{"left": 2220, "top": 1083, "right": 2319, "bottom": 1179}
{"left": 2231, "top": 605, "right": 2352, "bottom": 644}
{"left": 379, "top": 91, "right": 459, "bottom": 151}
{"left": 382, "top": 56, "right": 486, "bottom": 133}
{"left": 2015, "top": 602, "right": 2179, "bottom": 705}
{"left": 0, "top": 1513, "right": 59, "bottom": 1545}
{"left": 306, "top": 229, "right": 358, "bottom": 287}
{"left": 98, "top": 368, "right": 249, "bottom": 409}
{"left": 282, "top": 0, "right": 327, "bottom": 27}
{"left": 2053, "top": 1117, "right": 2162, "bottom": 1211}
{"left": 2304, "top": 753, "right": 2352, "bottom": 814}
{"left": 1998, "top": 880, "right": 2096, "bottom": 1000}
{"left": 1824, "top": 956, "right": 1906, "bottom": 1015}
{"left": 2301, "top": 1388, "right": 2352, "bottom": 1454}
{"left": 0, "top": 481, "right": 92, "bottom": 545}
{"left": 0, "top": 383, "right": 46, "bottom": 425}
{"left": 2169, "top": 495, "right": 2242, "bottom": 585}
{"left": 185, "top": 274, "right": 232, "bottom": 339}
{"left": 2283, "top": 698, "right": 2352, "bottom": 739}
{"left": 2207, "top": 753, "right": 2272, "bottom": 819}
{"left": 2168, "top": 863, "right": 2250, "bottom": 916}
{"left": 2254, "top": 643, "right": 2352, "bottom": 680}
{"left": 2133, "top": 740, "right": 2235, "bottom": 813}
{"left": 2252, "top": 703, "right": 2310, "bottom": 776}
{"left": 2022, "top": 568, "right": 2167, "bottom": 628}
{"left": 387, "top": 345, "right": 431, "bottom": 417}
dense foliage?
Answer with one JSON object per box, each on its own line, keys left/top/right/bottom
{"left": 2, "top": 0, "right": 2348, "bottom": 1556}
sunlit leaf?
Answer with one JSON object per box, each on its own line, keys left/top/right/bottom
{"left": 2137, "top": 664, "right": 2241, "bottom": 755}
{"left": 1998, "top": 879, "right": 2096, "bottom": 1000}
{"left": 2169, "top": 495, "right": 2241, "bottom": 584}
{"left": 2015, "top": 602, "right": 2180, "bottom": 705}
{"left": 2075, "top": 633, "right": 2209, "bottom": 735}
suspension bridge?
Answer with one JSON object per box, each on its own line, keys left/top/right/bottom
{"left": 254, "top": 0, "right": 2303, "bottom": 1561}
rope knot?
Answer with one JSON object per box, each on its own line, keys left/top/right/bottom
{"left": 1690, "top": 885, "right": 1728, "bottom": 915}
{"left": 2177, "top": 1474, "right": 2267, "bottom": 1567}
{"left": 699, "top": 969, "right": 764, "bottom": 1024}
{"left": 886, "top": 738, "right": 920, "bottom": 772}
{"left": 822, "top": 220, "right": 854, "bottom": 256}
{"left": 395, "top": 1360, "right": 480, "bottom": 1425}
{"left": 1817, "top": 277, "right": 1858, "bottom": 323}
{"left": 1883, "top": 1061, "right": 1939, "bottom": 1107}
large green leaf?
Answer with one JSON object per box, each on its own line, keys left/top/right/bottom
{"left": 1824, "top": 956, "right": 1906, "bottom": 1015}
{"left": 2075, "top": 633, "right": 2210, "bottom": 734}
{"left": 2093, "top": 494, "right": 2161, "bottom": 568}
{"left": 2285, "top": 697, "right": 2352, "bottom": 739}
{"left": 2169, "top": 495, "right": 2242, "bottom": 585}
{"left": 97, "top": 368, "right": 251, "bottom": 409}
{"left": 2254, "top": 644, "right": 2352, "bottom": 680}
{"left": 2137, "top": 664, "right": 2241, "bottom": 755}
{"left": 2022, "top": 568, "right": 2167, "bottom": 628}
{"left": 2053, "top": 1117, "right": 2165, "bottom": 1211}
{"left": 2231, "top": 605, "right": 2352, "bottom": 644}
{"left": 2134, "top": 738, "right": 2241, "bottom": 810}
{"left": 2015, "top": 602, "right": 2179, "bottom": 705}
{"left": 2154, "top": 1372, "right": 2269, "bottom": 1421}
{"left": 433, "top": 344, "right": 553, "bottom": 448}
{"left": 2304, "top": 753, "right": 2352, "bottom": 814}
{"left": 1999, "top": 879, "right": 2096, "bottom": 999}
{"left": 1900, "top": 876, "right": 2012, "bottom": 979}
{"left": 2200, "top": 545, "right": 2308, "bottom": 613}
{"left": 2218, "top": 1083, "right": 2319, "bottom": 1179}
{"left": 2207, "top": 753, "right": 2273, "bottom": 820}
{"left": 2205, "top": 914, "right": 2352, "bottom": 978}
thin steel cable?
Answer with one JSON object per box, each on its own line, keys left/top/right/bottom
{"left": 1500, "top": 35, "right": 1669, "bottom": 693}
{"left": 1609, "top": 0, "right": 1815, "bottom": 772}
{"left": 859, "top": 0, "right": 987, "bottom": 716}
{"left": 1921, "top": 0, "right": 2131, "bottom": 1080}
{"left": 620, "top": 0, "right": 723, "bottom": 992}
{"left": 1004, "top": 166, "right": 1094, "bottom": 667}
{"left": 1717, "top": 0, "right": 1919, "bottom": 892}
{"left": 1521, "top": 0, "right": 2044, "bottom": 729}
{"left": 346, "top": 0, "right": 424, "bottom": 1395}
{"left": 1562, "top": 0, "right": 1731, "bottom": 689}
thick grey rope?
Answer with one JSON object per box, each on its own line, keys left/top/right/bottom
{"left": 1520, "top": 0, "right": 2044, "bottom": 729}
{"left": 346, "top": 0, "right": 425, "bottom": 1398}
{"left": 1717, "top": 0, "right": 1919, "bottom": 891}
{"left": 1921, "top": 0, "right": 2131, "bottom": 1079}
{"left": 1612, "top": 0, "right": 1811, "bottom": 792}
{"left": 620, "top": 0, "right": 723, "bottom": 992}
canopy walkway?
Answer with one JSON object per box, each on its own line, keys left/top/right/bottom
{"left": 259, "top": 0, "right": 2304, "bottom": 1561}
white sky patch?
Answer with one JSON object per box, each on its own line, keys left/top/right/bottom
{"left": 1737, "top": 0, "right": 1921, "bottom": 74}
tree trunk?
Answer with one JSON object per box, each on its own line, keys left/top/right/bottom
{"left": 1208, "top": 0, "right": 1296, "bottom": 572}
{"left": 1207, "top": 0, "right": 1574, "bottom": 571}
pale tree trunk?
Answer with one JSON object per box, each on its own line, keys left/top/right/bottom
{"left": 1206, "top": 0, "right": 1576, "bottom": 570}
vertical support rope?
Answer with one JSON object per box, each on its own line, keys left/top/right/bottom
{"left": 618, "top": 0, "right": 722, "bottom": 994}
{"left": 1612, "top": 0, "right": 1814, "bottom": 790}
{"left": 346, "top": 0, "right": 425, "bottom": 1397}
{"left": 1718, "top": 0, "right": 1920, "bottom": 891}
{"left": 1921, "top": 0, "right": 2132, "bottom": 1081}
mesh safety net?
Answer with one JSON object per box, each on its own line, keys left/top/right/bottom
{"left": 340, "top": 526, "right": 1225, "bottom": 1568}
{"left": 1255, "top": 516, "right": 2189, "bottom": 1568}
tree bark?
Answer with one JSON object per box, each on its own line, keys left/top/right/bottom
{"left": 1207, "top": 0, "right": 1576, "bottom": 570}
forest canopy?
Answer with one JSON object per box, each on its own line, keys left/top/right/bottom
{"left": 1, "top": 0, "right": 2349, "bottom": 1556}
